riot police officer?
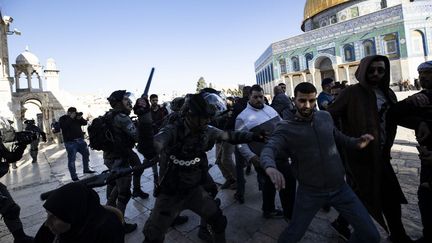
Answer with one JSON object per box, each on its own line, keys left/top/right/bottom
{"left": 104, "top": 90, "right": 149, "bottom": 233}
{"left": 0, "top": 130, "right": 34, "bottom": 243}
{"left": 24, "top": 119, "right": 46, "bottom": 163}
{"left": 138, "top": 93, "right": 266, "bottom": 243}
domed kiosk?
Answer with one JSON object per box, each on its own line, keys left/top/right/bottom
{"left": 11, "top": 47, "right": 64, "bottom": 135}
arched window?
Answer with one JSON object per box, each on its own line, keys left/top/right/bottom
{"left": 363, "top": 40, "right": 376, "bottom": 57}
{"left": 384, "top": 33, "right": 398, "bottom": 55}
{"left": 411, "top": 30, "right": 427, "bottom": 56}
{"left": 343, "top": 44, "right": 355, "bottom": 62}
{"left": 291, "top": 56, "right": 300, "bottom": 72}
{"left": 305, "top": 53, "right": 313, "bottom": 69}
{"left": 279, "top": 58, "right": 287, "bottom": 74}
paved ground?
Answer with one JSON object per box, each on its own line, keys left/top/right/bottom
{"left": 0, "top": 91, "right": 425, "bottom": 242}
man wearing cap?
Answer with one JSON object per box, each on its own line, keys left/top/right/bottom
{"left": 388, "top": 61, "right": 432, "bottom": 243}
{"left": 317, "top": 78, "right": 335, "bottom": 110}
{"left": 59, "top": 107, "right": 95, "bottom": 181}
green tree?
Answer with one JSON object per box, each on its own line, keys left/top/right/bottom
{"left": 196, "top": 77, "right": 207, "bottom": 93}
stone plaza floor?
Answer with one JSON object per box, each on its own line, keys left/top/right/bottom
{"left": 0, "top": 92, "right": 425, "bottom": 242}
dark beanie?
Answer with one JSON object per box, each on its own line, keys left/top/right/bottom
{"left": 43, "top": 182, "right": 99, "bottom": 225}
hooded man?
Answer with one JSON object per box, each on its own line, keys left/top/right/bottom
{"left": 328, "top": 55, "right": 411, "bottom": 242}
{"left": 261, "top": 82, "right": 379, "bottom": 243}
{"left": 388, "top": 60, "right": 432, "bottom": 243}
{"left": 34, "top": 182, "right": 124, "bottom": 243}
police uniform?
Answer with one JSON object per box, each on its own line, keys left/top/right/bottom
{"left": 103, "top": 111, "right": 138, "bottom": 214}
{"left": 143, "top": 116, "right": 258, "bottom": 243}
{"left": 24, "top": 121, "right": 45, "bottom": 163}
{"left": 0, "top": 140, "right": 33, "bottom": 242}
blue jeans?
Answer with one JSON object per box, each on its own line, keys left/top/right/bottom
{"left": 64, "top": 139, "right": 90, "bottom": 179}
{"left": 278, "top": 183, "right": 380, "bottom": 243}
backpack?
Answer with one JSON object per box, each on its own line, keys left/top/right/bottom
{"left": 51, "top": 122, "right": 61, "bottom": 134}
{"left": 87, "top": 113, "right": 116, "bottom": 151}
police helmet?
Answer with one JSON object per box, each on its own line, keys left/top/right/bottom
{"left": 170, "top": 97, "right": 185, "bottom": 112}
{"left": 107, "top": 90, "right": 132, "bottom": 107}
{"left": 200, "top": 92, "right": 227, "bottom": 116}
{"left": 182, "top": 94, "right": 216, "bottom": 118}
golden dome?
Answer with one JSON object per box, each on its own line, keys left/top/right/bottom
{"left": 302, "top": 0, "right": 351, "bottom": 29}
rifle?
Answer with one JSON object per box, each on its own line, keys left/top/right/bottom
{"left": 142, "top": 67, "right": 155, "bottom": 98}
{"left": 40, "top": 159, "right": 156, "bottom": 201}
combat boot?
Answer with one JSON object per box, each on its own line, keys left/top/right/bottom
{"left": 212, "top": 232, "right": 226, "bottom": 243}
{"left": 198, "top": 226, "right": 213, "bottom": 243}
{"left": 132, "top": 189, "right": 149, "bottom": 199}
{"left": 124, "top": 222, "right": 137, "bottom": 233}
{"left": 14, "top": 235, "right": 34, "bottom": 243}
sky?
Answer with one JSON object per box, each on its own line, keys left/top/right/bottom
{"left": 1, "top": 0, "right": 306, "bottom": 97}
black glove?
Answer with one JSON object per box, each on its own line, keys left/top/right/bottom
{"left": 252, "top": 129, "right": 268, "bottom": 143}
{"left": 133, "top": 98, "right": 150, "bottom": 116}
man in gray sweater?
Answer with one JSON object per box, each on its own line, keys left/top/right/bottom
{"left": 260, "top": 82, "right": 380, "bottom": 243}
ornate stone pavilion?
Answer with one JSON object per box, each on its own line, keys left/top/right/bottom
{"left": 255, "top": 0, "right": 432, "bottom": 96}
{"left": 11, "top": 48, "right": 64, "bottom": 132}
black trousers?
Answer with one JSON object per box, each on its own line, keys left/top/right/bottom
{"left": 0, "top": 183, "right": 23, "bottom": 234}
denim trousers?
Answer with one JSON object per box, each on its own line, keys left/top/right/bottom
{"left": 64, "top": 138, "right": 90, "bottom": 178}
{"left": 278, "top": 183, "right": 380, "bottom": 243}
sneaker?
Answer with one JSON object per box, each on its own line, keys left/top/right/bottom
{"left": 414, "top": 237, "right": 428, "bottom": 243}
{"left": 14, "top": 235, "right": 34, "bottom": 243}
{"left": 198, "top": 226, "right": 213, "bottom": 242}
{"left": 263, "top": 209, "right": 284, "bottom": 219}
{"left": 245, "top": 165, "right": 251, "bottom": 175}
{"left": 220, "top": 179, "right": 236, "bottom": 189}
{"left": 132, "top": 189, "right": 149, "bottom": 199}
{"left": 171, "top": 215, "right": 189, "bottom": 226}
{"left": 234, "top": 192, "right": 245, "bottom": 204}
{"left": 83, "top": 170, "right": 96, "bottom": 174}
{"left": 71, "top": 177, "right": 79, "bottom": 182}
{"left": 124, "top": 223, "right": 137, "bottom": 234}
{"left": 322, "top": 204, "right": 331, "bottom": 213}
{"left": 389, "top": 234, "right": 414, "bottom": 243}
{"left": 330, "top": 220, "right": 351, "bottom": 241}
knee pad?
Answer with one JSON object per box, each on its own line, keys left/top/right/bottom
{"left": 207, "top": 209, "right": 227, "bottom": 233}
{"left": 3, "top": 203, "right": 20, "bottom": 219}
{"left": 143, "top": 221, "right": 165, "bottom": 243}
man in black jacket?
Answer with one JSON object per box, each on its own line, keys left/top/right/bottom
{"left": 59, "top": 107, "right": 95, "bottom": 181}
{"left": 0, "top": 131, "right": 34, "bottom": 243}
{"left": 388, "top": 61, "right": 432, "bottom": 243}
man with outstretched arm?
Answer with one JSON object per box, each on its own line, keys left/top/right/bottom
{"left": 260, "top": 82, "right": 380, "bottom": 243}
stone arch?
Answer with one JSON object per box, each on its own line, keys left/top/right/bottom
{"left": 411, "top": 29, "right": 427, "bottom": 56}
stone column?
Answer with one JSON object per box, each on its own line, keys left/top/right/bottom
{"left": 26, "top": 73, "right": 32, "bottom": 91}
{"left": 15, "top": 73, "right": 20, "bottom": 89}
{"left": 333, "top": 65, "right": 340, "bottom": 81}
{"left": 288, "top": 75, "right": 294, "bottom": 97}
{"left": 38, "top": 75, "right": 42, "bottom": 90}
{"left": 310, "top": 69, "right": 316, "bottom": 87}
{"left": 302, "top": 72, "right": 307, "bottom": 83}
{"left": 344, "top": 65, "right": 350, "bottom": 84}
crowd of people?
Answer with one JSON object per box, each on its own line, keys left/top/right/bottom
{"left": 0, "top": 55, "right": 430, "bottom": 243}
